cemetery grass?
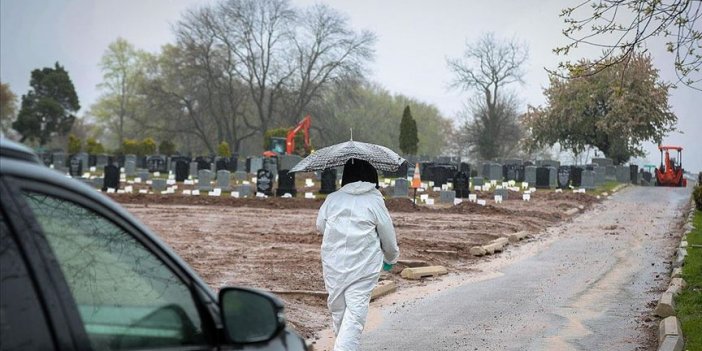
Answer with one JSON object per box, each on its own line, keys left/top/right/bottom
{"left": 595, "top": 180, "right": 620, "bottom": 194}
{"left": 117, "top": 190, "right": 599, "bottom": 340}
{"left": 676, "top": 209, "right": 702, "bottom": 350}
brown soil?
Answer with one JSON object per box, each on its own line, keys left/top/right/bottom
{"left": 113, "top": 190, "right": 598, "bottom": 339}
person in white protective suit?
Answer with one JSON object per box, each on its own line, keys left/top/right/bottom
{"left": 316, "top": 158, "right": 400, "bottom": 351}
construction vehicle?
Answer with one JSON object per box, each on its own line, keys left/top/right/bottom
{"left": 655, "top": 145, "right": 687, "bottom": 187}
{"left": 263, "top": 115, "right": 312, "bottom": 157}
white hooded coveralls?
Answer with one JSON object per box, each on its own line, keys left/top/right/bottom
{"left": 316, "top": 181, "right": 400, "bottom": 351}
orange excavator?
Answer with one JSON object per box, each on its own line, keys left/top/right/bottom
{"left": 263, "top": 115, "right": 312, "bottom": 157}
{"left": 655, "top": 145, "right": 687, "bottom": 187}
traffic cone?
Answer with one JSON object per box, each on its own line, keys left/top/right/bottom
{"left": 411, "top": 162, "right": 421, "bottom": 189}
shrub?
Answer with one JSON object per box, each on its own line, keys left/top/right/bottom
{"left": 122, "top": 139, "right": 140, "bottom": 155}
{"left": 159, "top": 140, "right": 176, "bottom": 156}
{"left": 140, "top": 137, "right": 157, "bottom": 156}
{"left": 67, "top": 134, "right": 81, "bottom": 154}
{"left": 85, "top": 137, "right": 104, "bottom": 154}
{"left": 218, "top": 141, "right": 231, "bottom": 158}
{"left": 694, "top": 185, "right": 702, "bottom": 210}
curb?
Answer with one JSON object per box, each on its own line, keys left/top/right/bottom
{"left": 655, "top": 202, "right": 695, "bottom": 351}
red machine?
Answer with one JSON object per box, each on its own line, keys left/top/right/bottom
{"left": 263, "top": 115, "right": 312, "bottom": 157}
{"left": 655, "top": 145, "right": 687, "bottom": 187}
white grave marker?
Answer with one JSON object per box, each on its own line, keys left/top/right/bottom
{"left": 192, "top": 189, "right": 200, "bottom": 196}
{"left": 138, "top": 189, "right": 148, "bottom": 194}
{"left": 523, "top": 193, "right": 531, "bottom": 201}
{"left": 477, "top": 199, "right": 487, "bottom": 206}
{"left": 425, "top": 198, "right": 435, "bottom": 205}
{"left": 468, "top": 194, "right": 477, "bottom": 203}
{"left": 183, "top": 190, "right": 191, "bottom": 195}
{"left": 90, "top": 166, "right": 96, "bottom": 172}
{"left": 304, "top": 192, "right": 315, "bottom": 199}
{"left": 107, "top": 188, "right": 116, "bottom": 194}
{"left": 134, "top": 177, "right": 142, "bottom": 183}
{"left": 474, "top": 186, "right": 482, "bottom": 191}
{"left": 494, "top": 195, "right": 503, "bottom": 203}
{"left": 231, "top": 191, "right": 240, "bottom": 198}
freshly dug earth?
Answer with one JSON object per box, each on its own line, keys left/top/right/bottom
{"left": 114, "top": 191, "right": 597, "bottom": 339}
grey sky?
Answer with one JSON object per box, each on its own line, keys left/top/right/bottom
{"left": 1, "top": 0, "right": 699, "bottom": 172}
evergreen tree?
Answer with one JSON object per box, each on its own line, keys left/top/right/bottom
{"left": 13, "top": 63, "right": 80, "bottom": 145}
{"left": 399, "top": 106, "right": 418, "bottom": 155}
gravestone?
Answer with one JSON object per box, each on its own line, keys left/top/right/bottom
{"left": 114, "top": 155, "right": 125, "bottom": 168}
{"left": 276, "top": 170, "right": 296, "bottom": 197}
{"left": 439, "top": 190, "right": 456, "bottom": 204}
{"left": 263, "top": 157, "right": 278, "bottom": 177}
{"left": 190, "top": 162, "right": 198, "bottom": 179}
{"left": 581, "top": 170, "right": 596, "bottom": 190}
{"left": 68, "top": 154, "right": 83, "bottom": 177}
{"left": 320, "top": 169, "right": 337, "bottom": 194}
{"left": 88, "top": 154, "right": 97, "bottom": 167}
{"left": 494, "top": 187, "right": 509, "bottom": 200}
{"left": 453, "top": 171, "right": 470, "bottom": 198}
{"left": 198, "top": 170, "right": 213, "bottom": 191}
{"left": 175, "top": 160, "right": 189, "bottom": 182}
{"left": 125, "top": 160, "right": 136, "bottom": 177}
{"left": 592, "top": 158, "right": 614, "bottom": 167}
{"left": 124, "top": 153, "right": 136, "bottom": 168}
{"left": 279, "top": 155, "right": 303, "bottom": 172}
{"left": 215, "top": 157, "right": 230, "bottom": 172}
{"left": 629, "top": 165, "right": 639, "bottom": 184}
{"left": 482, "top": 163, "right": 503, "bottom": 181}
{"left": 249, "top": 157, "right": 264, "bottom": 175}
{"left": 384, "top": 162, "right": 409, "bottom": 179}
{"left": 216, "top": 170, "right": 231, "bottom": 190}
{"left": 426, "top": 165, "right": 456, "bottom": 187}
{"left": 407, "top": 163, "right": 416, "bottom": 179}
{"left": 52, "top": 152, "right": 67, "bottom": 168}
{"left": 535, "top": 167, "right": 552, "bottom": 189}
{"left": 237, "top": 184, "right": 253, "bottom": 198}
{"left": 557, "top": 166, "right": 571, "bottom": 189}
{"left": 503, "top": 164, "right": 524, "bottom": 181}
{"left": 137, "top": 156, "right": 148, "bottom": 169}
{"left": 103, "top": 165, "right": 120, "bottom": 191}
{"left": 76, "top": 152, "right": 89, "bottom": 172}
{"left": 151, "top": 179, "right": 167, "bottom": 192}
{"left": 537, "top": 159, "right": 560, "bottom": 169}
{"left": 237, "top": 159, "right": 247, "bottom": 174}
{"left": 228, "top": 155, "right": 239, "bottom": 172}
{"left": 234, "top": 170, "right": 248, "bottom": 181}
{"left": 96, "top": 154, "right": 109, "bottom": 168}
{"left": 147, "top": 155, "right": 167, "bottom": 173}
{"left": 594, "top": 166, "right": 606, "bottom": 185}
{"left": 38, "top": 152, "right": 51, "bottom": 166}
{"left": 138, "top": 170, "right": 150, "bottom": 181}
{"left": 459, "top": 162, "right": 471, "bottom": 174}
{"left": 256, "top": 169, "right": 273, "bottom": 196}
{"left": 196, "top": 157, "right": 211, "bottom": 171}
{"left": 605, "top": 165, "right": 617, "bottom": 181}
{"left": 472, "top": 176, "right": 484, "bottom": 187}
{"left": 525, "top": 166, "right": 537, "bottom": 186}
{"left": 615, "top": 165, "right": 630, "bottom": 183}
{"left": 93, "top": 177, "right": 104, "bottom": 190}
{"left": 570, "top": 166, "right": 583, "bottom": 187}
{"left": 393, "top": 178, "right": 409, "bottom": 198}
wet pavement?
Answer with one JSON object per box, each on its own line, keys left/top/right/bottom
{"left": 362, "top": 186, "right": 691, "bottom": 351}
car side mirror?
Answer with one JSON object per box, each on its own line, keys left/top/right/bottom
{"left": 219, "top": 287, "right": 286, "bottom": 344}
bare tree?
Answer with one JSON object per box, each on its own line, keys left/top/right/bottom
{"left": 282, "top": 3, "right": 376, "bottom": 126}
{"left": 447, "top": 33, "right": 528, "bottom": 160}
{"left": 555, "top": 0, "right": 701, "bottom": 89}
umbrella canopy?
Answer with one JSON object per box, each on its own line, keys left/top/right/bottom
{"left": 290, "top": 140, "right": 406, "bottom": 173}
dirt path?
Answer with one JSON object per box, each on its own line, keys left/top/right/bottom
{"left": 117, "top": 190, "right": 595, "bottom": 339}
{"left": 359, "top": 186, "right": 690, "bottom": 351}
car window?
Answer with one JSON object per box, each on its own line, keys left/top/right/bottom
{"left": 22, "top": 191, "right": 207, "bottom": 350}
{"left": 0, "top": 211, "right": 55, "bottom": 351}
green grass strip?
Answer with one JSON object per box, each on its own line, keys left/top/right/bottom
{"left": 676, "top": 209, "right": 702, "bottom": 350}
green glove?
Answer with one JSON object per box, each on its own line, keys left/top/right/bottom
{"left": 382, "top": 262, "right": 394, "bottom": 272}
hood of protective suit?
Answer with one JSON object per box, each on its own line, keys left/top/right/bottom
{"left": 339, "top": 181, "right": 378, "bottom": 195}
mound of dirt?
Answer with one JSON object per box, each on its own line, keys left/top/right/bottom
{"left": 109, "top": 193, "right": 325, "bottom": 209}
{"left": 447, "top": 201, "right": 514, "bottom": 215}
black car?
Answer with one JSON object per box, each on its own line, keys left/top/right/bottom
{"left": 0, "top": 138, "right": 308, "bottom": 351}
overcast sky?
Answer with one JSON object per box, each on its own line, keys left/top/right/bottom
{"left": 1, "top": 0, "right": 699, "bottom": 172}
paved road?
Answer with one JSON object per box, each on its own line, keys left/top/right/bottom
{"left": 362, "top": 186, "right": 691, "bottom": 351}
